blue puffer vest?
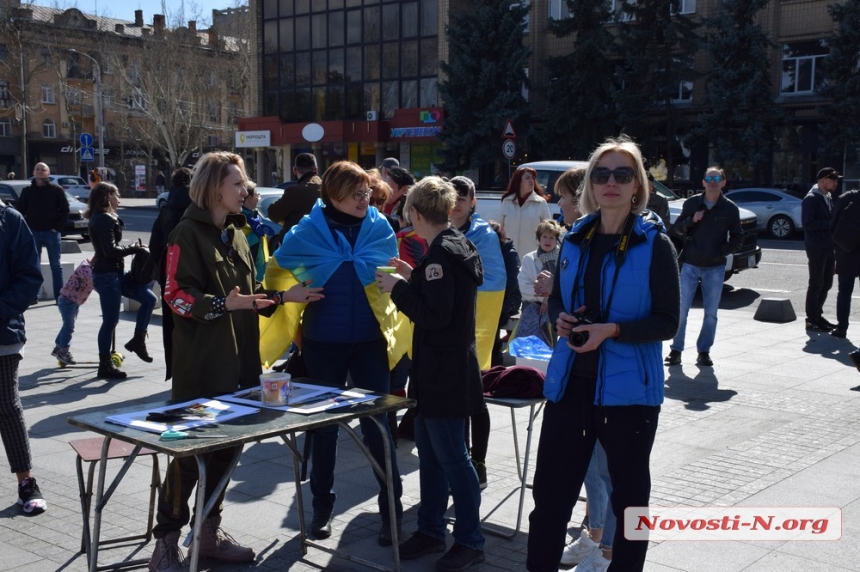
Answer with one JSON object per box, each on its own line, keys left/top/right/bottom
{"left": 301, "top": 216, "right": 382, "bottom": 343}
{"left": 543, "top": 213, "right": 664, "bottom": 406}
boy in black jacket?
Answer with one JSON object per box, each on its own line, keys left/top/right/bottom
{"left": 376, "top": 176, "right": 486, "bottom": 572}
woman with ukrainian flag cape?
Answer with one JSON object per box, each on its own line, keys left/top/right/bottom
{"left": 260, "top": 161, "right": 405, "bottom": 545}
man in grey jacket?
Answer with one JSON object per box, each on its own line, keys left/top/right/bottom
{"left": 666, "top": 166, "right": 742, "bottom": 367}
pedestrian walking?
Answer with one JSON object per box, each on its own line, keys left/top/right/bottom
{"left": 0, "top": 202, "right": 47, "bottom": 514}
{"left": 802, "top": 167, "right": 840, "bottom": 332}
{"left": 666, "top": 166, "right": 742, "bottom": 367}
{"left": 16, "top": 162, "right": 69, "bottom": 301}
{"left": 51, "top": 258, "right": 94, "bottom": 365}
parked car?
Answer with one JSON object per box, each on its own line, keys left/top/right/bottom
{"left": 252, "top": 186, "right": 288, "bottom": 247}
{"left": 724, "top": 188, "right": 803, "bottom": 239}
{"left": 0, "top": 180, "right": 89, "bottom": 239}
{"left": 156, "top": 191, "right": 169, "bottom": 209}
{"left": 29, "top": 174, "right": 91, "bottom": 201}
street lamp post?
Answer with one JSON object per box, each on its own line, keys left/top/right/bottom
{"left": 68, "top": 49, "right": 105, "bottom": 169}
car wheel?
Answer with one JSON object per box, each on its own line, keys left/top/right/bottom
{"left": 768, "top": 215, "right": 794, "bottom": 239}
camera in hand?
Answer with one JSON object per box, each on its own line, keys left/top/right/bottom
{"left": 568, "top": 311, "right": 599, "bottom": 347}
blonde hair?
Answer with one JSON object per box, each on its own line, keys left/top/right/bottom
{"left": 556, "top": 167, "right": 585, "bottom": 200}
{"left": 320, "top": 161, "right": 371, "bottom": 205}
{"left": 190, "top": 151, "right": 248, "bottom": 210}
{"left": 579, "top": 136, "right": 648, "bottom": 216}
{"left": 404, "top": 176, "right": 456, "bottom": 225}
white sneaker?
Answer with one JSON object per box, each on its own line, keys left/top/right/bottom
{"left": 572, "top": 546, "right": 610, "bottom": 572}
{"left": 560, "top": 529, "right": 599, "bottom": 566}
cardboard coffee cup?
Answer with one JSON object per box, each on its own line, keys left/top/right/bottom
{"left": 260, "top": 372, "right": 291, "bottom": 406}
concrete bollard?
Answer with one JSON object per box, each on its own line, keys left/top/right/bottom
{"left": 39, "top": 261, "right": 74, "bottom": 300}
{"left": 123, "top": 281, "right": 161, "bottom": 312}
{"left": 754, "top": 297, "right": 796, "bottom": 323}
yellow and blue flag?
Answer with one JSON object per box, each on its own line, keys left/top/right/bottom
{"left": 258, "top": 199, "right": 411, "bottom": 369}
{"left": 465, "top": 216, "right": 506, "bottom": 370}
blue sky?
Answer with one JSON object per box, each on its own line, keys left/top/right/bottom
{"left": 29, "top": 0, "right": 244, "bottom": 27}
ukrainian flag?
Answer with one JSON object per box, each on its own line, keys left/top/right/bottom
{"left": 258, "top": 200, "right": 411, "bottom": 370}
{"left": 465, "top": 215, "right": 506, "bottom": 371}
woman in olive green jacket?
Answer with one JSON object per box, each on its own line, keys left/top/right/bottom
{"left": 150, "top": 152, "right": 322, "bottom": 571}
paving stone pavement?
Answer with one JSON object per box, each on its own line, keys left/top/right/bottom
{"left": 1, "top": 216, "right": 858, "bottom": 571}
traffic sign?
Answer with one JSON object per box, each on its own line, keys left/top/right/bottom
{"left": 80, "top": 132, "right": 93, "bottom": 147}
{"left": 502, "top": 139, "right": 516, "bottom": 160}
{"left": 80, "top": 147, "right": 94, "bottom": 162}
{"left": 502, "top": 119, "right": 517, "bottom": 139}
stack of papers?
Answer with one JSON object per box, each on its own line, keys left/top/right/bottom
{"left": 106, "top": 399, "right": 259, "bottom": 434}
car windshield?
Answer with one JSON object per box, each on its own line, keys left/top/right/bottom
{"left": 652, "top": 179, "right": 681, "bottom": 200}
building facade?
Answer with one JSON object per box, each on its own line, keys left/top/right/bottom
{"left": 242, "top": 0, "right": 847, "bottom": 192}
{"left": 0, "top": 2, "right": 249, "bottom": 192}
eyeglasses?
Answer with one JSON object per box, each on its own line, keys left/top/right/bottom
{"left": 351, "top": 188, "right": 372, "bottom": 202}
{"left": 220, "top": 229, "right": 236, "bottom": 265}
{"left": 590, "top": 167, "right": 636, "bottom": 185}
{"left": 372, "top": 196, "right": 386, "bottom": 206}
{"left": 704, "top": 175, "right": 724, "bottom": 183}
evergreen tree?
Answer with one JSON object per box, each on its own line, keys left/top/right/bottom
{"left": 820, "top": 1, "right": 860, "bottom": 163}
{"left": 537, "top": 0, "right": 617, "bottom": 160}
{"left": 613, "top": 0, "right": 700, "bottom": 181}
{"left": 693, "top": 0, "right": 782, "bottom": 183}
{"left": 437, "top": 0, "right": 531, "bottom": 171}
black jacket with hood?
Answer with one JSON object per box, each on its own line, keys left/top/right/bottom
{"left": 391, "top": 227, "right": 485, "bottom": 418}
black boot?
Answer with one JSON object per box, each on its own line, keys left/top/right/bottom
{"left": 98, "top": 354, "right": 127, "bottom": 380}
{"left": 125, "top": 330, "right": 153, "bottom": 362}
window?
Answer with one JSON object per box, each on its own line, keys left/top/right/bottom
{"left": 0, "top": 118, "right": 10, "bottom": 137}
{"left": 207, "top": 133, "right": 218, "bottom": 146}
{"left": 102, "top": 89, "right": 113, "bottom": 110}
{"left": 671, "top": 0, "right": 695, "bottom": 14}
{"left": 0, "top": 44, "right": 8, "bottom": 63}
{"left": 66, "top": 87, "right": 81, "bottom": 105}
{"left": 43, "top": 119, "right": 56, "bottom": 138}
{"left": 654, "top": 57, "right": 694, "bottom": 104}
{"left": 42, "top": 84, "right": 55, "bottom": 104}
{"left": 781, "top": 40, "right": 828, "bottom": 95}
{"left": 610, "top": 0, "right": 636, "bottom": 22}
{"left": 208, "top": 100, "right": 219, "bottom": 122}
{"left": 548, "top": 0, "right": 572, "bottom": 20}
{"left": 41, "top": 47, "right": 52, "bottom": 65}
{"left": 0, "top": 80, "right": 9, "bottom": 106}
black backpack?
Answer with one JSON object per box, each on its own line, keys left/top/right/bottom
{"left": 130, "top": 247, "right": 155, "bottom": 285}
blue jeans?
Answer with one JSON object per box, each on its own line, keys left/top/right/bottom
{"left": 671, "top": 264, "right": 724, "bottom": 353}
{"left": 32, "top": 229, "right": 62, "bottom": 299}
{"left": 301, "top": 336, "right": 402, "bottom": 523}
{"left": 583, "top": 441, "right": 615, "bottom": 548}
{"left": 55, "top": 296, "right": 79, "bottom": 348}
{"left": 92, "top": 272, "right": 156, "bottom": 355}
{"left": 414, "top": 414, "right": 485, "bottom": 551}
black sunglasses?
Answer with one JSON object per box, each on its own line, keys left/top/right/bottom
{"left": 220, "top": 229, "right": 236, "bottom": 265}
{"left": 591, "top": 167, "right": 636, "bottom": 185}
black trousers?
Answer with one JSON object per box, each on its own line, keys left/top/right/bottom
{"left": 805, "top": 246, "right": 835, "bottom": 321}
{"left": 526, "top": 376, "right": 659, "bottom": 572}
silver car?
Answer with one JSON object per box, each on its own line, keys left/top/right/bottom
{"left": 724, "top": 188, "right": 803, "bottom": 239}
{"left": 29, "top": 174, "right": 91, "bottom": 201}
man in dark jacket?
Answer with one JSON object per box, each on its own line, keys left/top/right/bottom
{"left": 802, "top": 167, "right": 840, "bottom": 332}
{"left": 147, "top": 167, "right": 192, "bottom": 379}
{"left": 0, "top": 203, "right": 47, "bottom": 514}
{"left": 830, "top": 188, "right": 860, "bottom": 338}
{"left": 666, "top": 166, "right": 742, "bottom": 367}
{"left": 17, "top": 163, "right": 69, "bottom": 301}
{"left": 267, "top": 153, "right": 321, "bottom": 243}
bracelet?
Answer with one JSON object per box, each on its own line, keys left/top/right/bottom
{"left": 211, "top": 296, "right": 227, "bottom": 315}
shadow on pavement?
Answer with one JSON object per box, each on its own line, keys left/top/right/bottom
{"left": 664, "top": 368, "right": 738, "bottom": 411}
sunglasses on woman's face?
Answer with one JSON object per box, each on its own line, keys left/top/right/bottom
{"left": 704, "top": 175, "right": 724, "bottom": 183}
{"left": 590, "top": 167, "right": 636, "bottom": 185}
{"left": 220, "top": 229, "right": 236, "bottom": 264}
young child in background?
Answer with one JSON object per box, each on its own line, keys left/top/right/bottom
{"left": 516, "top": 219, "right": 563, "bottom": 346}
{"left": 52, "top": 259, "right": 94, "bottom": 365}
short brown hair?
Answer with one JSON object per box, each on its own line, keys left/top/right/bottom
{"left": 190, "top": 151, "right": 248, "bottom": 210}
{"left": 320, "top": 161, "right": 371, "bottom": 205}
{"left": 535, "top": 219, "right": 563, "bottom": 242}
{"left": 368, "top": 171, "right": 392, "bottom": 206}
